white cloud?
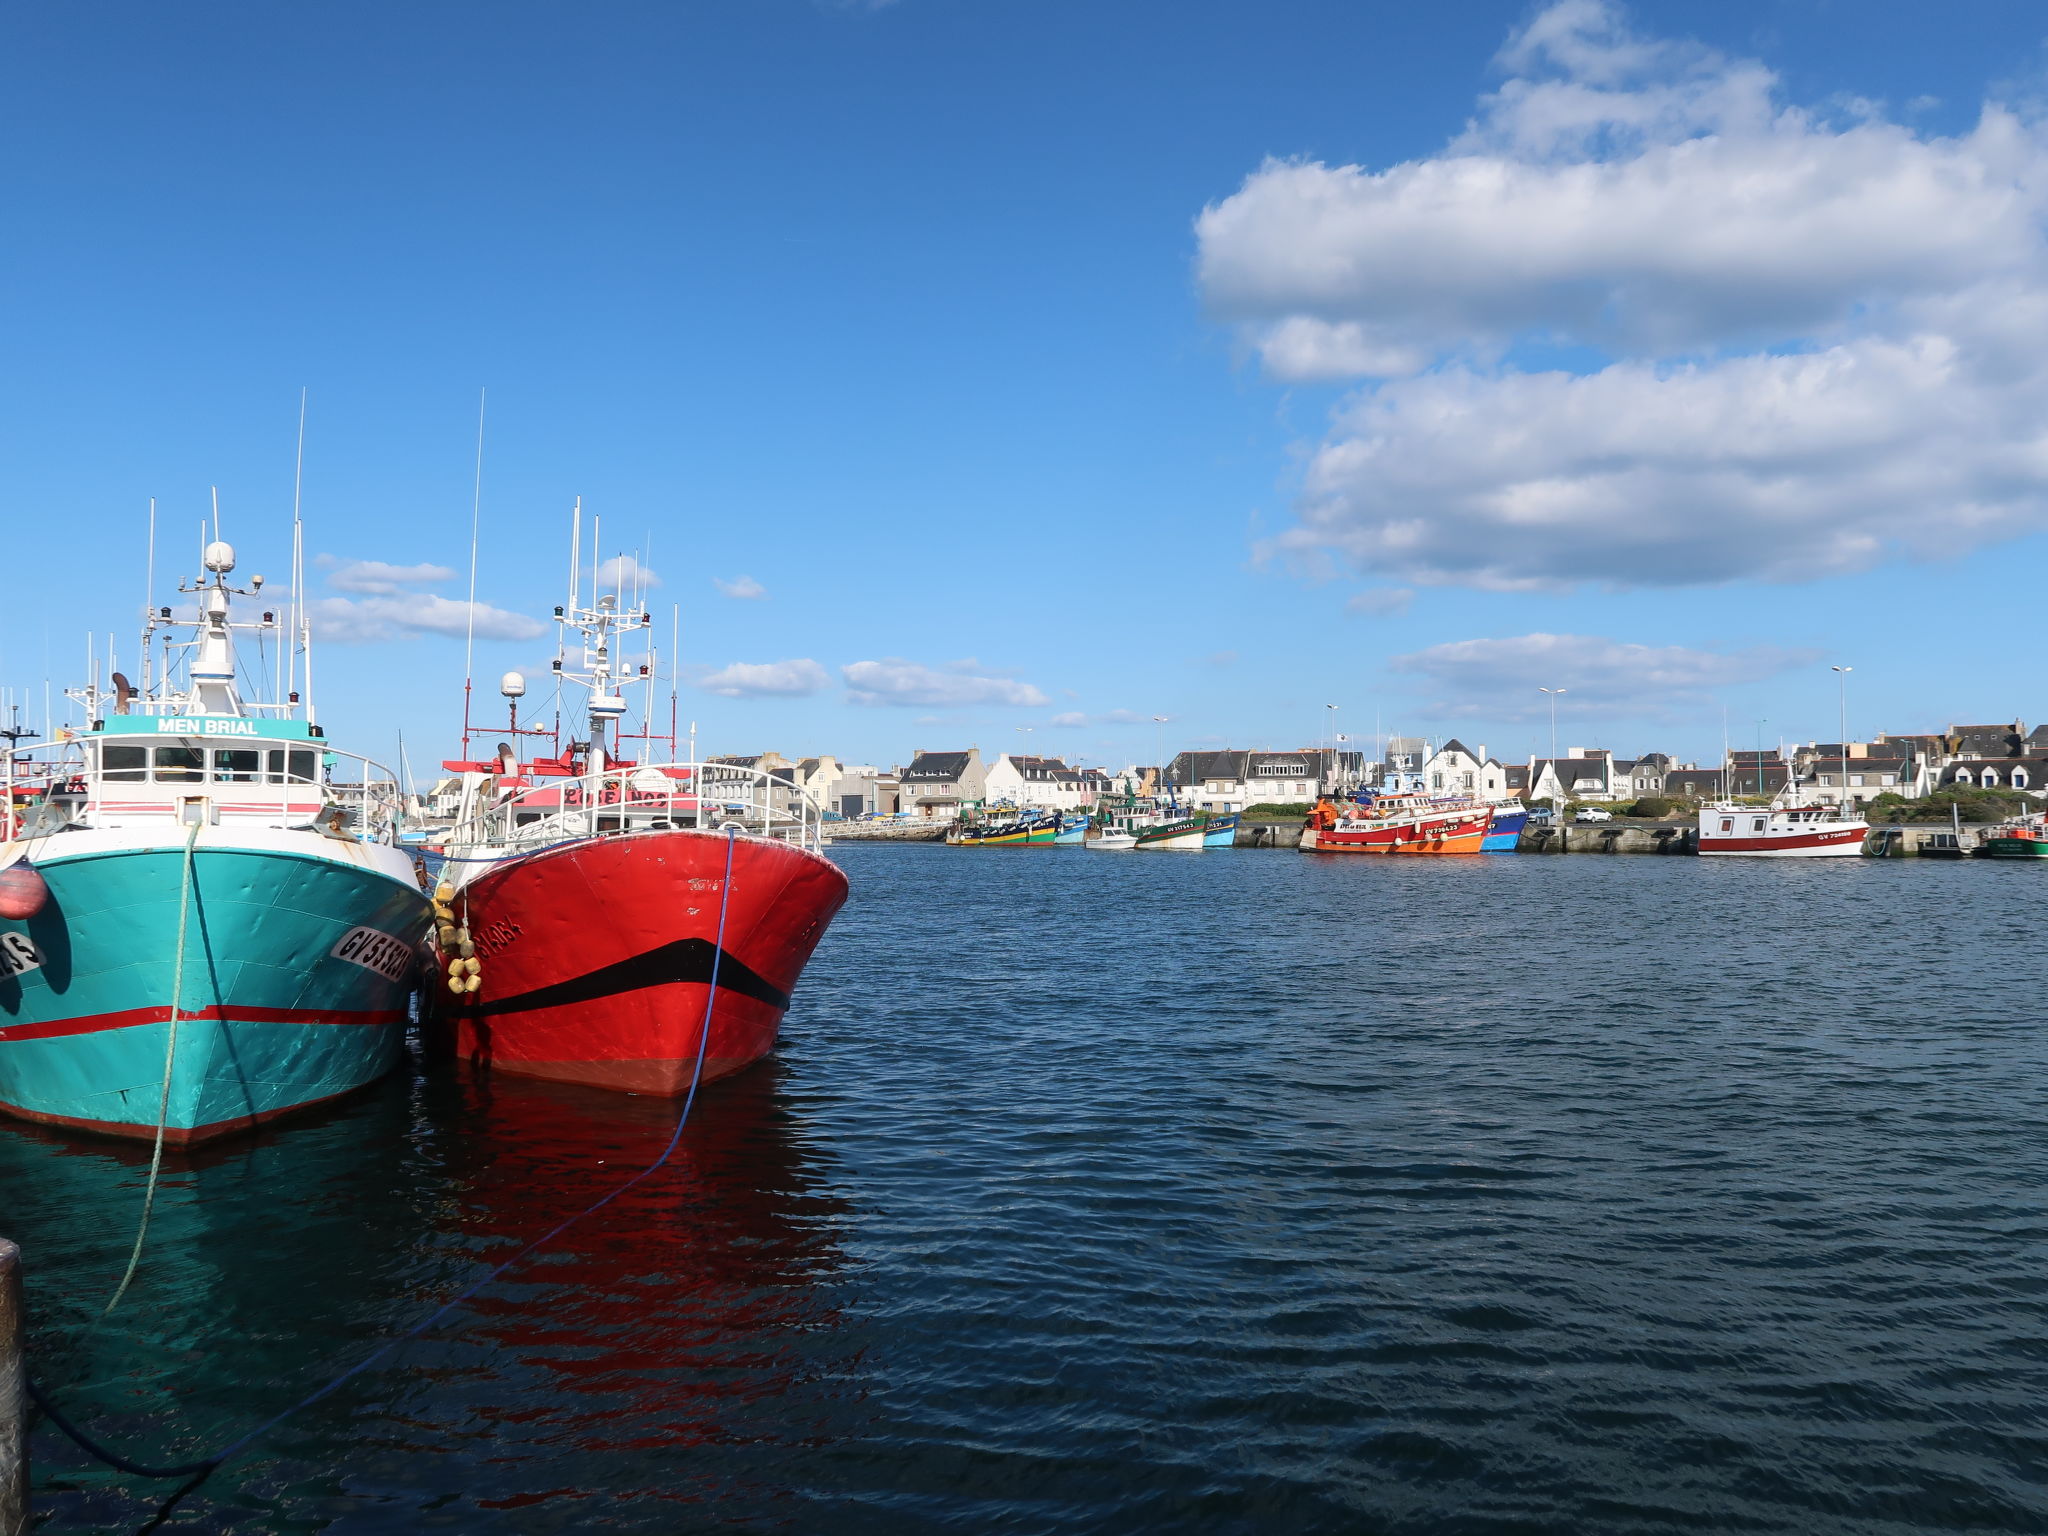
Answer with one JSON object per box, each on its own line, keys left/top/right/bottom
{"left": 842, "top": 658, "right": 1050, "bottom": 709}
{"left": 1049, "top": 707, "right": 1146, "bottom": 727}
{"left": 594, "top": 555, "right": 660, "bottom": 593}
{"left": 1347, "top": 589, "right": 1413, "bottom": 618}
{"left": 1389, "top": 632, "right": 1819, "bottom": 719}
{"left": 319, "top": 558, "right": 457, "bottom": 596}
{"left": 309, "top": 595, "right": 545, "bottom": 644}
{"left": 714, "top": 575, "right": 768, "bottom": 600}
{"left": 696, "top": 658, "right": 830, "bottom": 698}
{"left": 1195, "top": 1, "right": 2048, "bottom": 589}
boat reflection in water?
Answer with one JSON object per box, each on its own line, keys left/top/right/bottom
{"left": 11, "top": 1056, "right": 858, "bottom": 1528}
{"left": 432, "top": 1060, "right": 857, "bottom": 1474}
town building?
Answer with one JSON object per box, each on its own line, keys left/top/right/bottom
{"left": 1165, "top": 748, "right": 1364, "bottom": 811}
{"left": 983, "top": 754, "right": 1111, "bottom": 811}
{"left": 898, "top": 748, "right": 987, "bottom": 820}
{"left": 1419, "top": 739, "right": 1512, "bottom": 800}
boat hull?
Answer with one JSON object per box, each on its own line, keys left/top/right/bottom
{"left": 948, "top": 822, "right": 1058, "bottom": 847}
{"left": 1481, "top": 808, "right": 1527, "bottom": 852}
{"left": 1201, "top": 814, "right": 1241, "bottom": 848}
{"left": 1303, "top": 807, "right": 1493, "bottom": 855}
{"left": 445, "top": 829, "right": 847, "bottom": 1094}
{"left": 1981, "top": 836, "right": 2048, "bottom": 858}
{"left": 0, "top": 843, "right": 427, "bottom": 1144}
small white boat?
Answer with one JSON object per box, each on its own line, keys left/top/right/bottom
{"left": 1086, "top": 829, "right": 1136, "bottom": 851}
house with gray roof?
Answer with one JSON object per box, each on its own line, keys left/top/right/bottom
{"left": 898, "top": 747, "right": 986, "bottom": 820}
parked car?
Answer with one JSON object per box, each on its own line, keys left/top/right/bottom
{"left": 1573, "top": 806, "right": 1613, "bottom": 824}
{"left": 1525, "top": 806, "right": 1556, "bottom": 826}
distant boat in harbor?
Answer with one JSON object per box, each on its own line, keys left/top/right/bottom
{"left": 947, "top": 810, "right": 1059, "bottom": 846}
{"left": 1132, "top": 813, "right": 1213, "bottom": 850}
{"left": 1979, "top": 814, "right": 2048, "bottom": 858}
{"left": 1481, "top": 805, "right": 1527, "bottom": 852}
{"left": 1301, "top": 791, "right": 1493, "bottom": 854}
{"left": 1696, "top": 802, "right": 1868, "bottom": 857}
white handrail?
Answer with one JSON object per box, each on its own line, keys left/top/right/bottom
{"left": 441, "top": 760, "right": 826, "bottom": 854}
{"left": 1, "top": 739, "right": 409, "bottom": 845}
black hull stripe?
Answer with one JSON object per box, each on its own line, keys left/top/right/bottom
{"left": 477, "top": 938, "right": 791, "bottom": 1017}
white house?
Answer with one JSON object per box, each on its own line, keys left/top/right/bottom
{"left": 1416, "top": 740, "right": 1512, "bottom": 800}
{"left": 1166, "top": 749, "right": 1363, "bottom": 811}
{"left": 982, "top": 754, "right": 1106, "bottom": 811}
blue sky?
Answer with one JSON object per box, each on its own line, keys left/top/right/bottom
{"left": 4, "top": 0, "right": 2047, "bottom": 774}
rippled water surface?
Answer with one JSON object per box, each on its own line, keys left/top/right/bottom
{"left": 8, "top": 846, "right": 2048, "bottom": 1533}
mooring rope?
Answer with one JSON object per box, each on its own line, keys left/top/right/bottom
{"left": 28, "top": 826, "right": 742, "bottom": 1488}
{"left": 103, "top": 812, "right": 204, "bottom": 1317}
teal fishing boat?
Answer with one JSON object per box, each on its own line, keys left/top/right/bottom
{"left": 0, "top": 536, "right": 429, "bottom": 1144}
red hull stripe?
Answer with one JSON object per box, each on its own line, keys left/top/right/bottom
{"left": 474, "top": 938, "right": 790, "bottom": 1018}
{"left": 0, "top": 1004, "right": 405, "bottom": 1044}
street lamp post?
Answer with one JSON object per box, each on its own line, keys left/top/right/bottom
{"left": 1831, "top": 666, "right": 1852, "bottom": 816}
{"left": 1325, "top": 703, "right": 1339, "bottom": 791}
{"left": 1754, "top": 718, "right": 1768, "bottom": 798}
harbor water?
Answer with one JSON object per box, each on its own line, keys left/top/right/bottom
{"left": 7, "top": 846, "right": 2048, "bottom": 1533}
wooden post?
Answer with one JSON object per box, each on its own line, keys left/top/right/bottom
{"left": 0, "top": 1238, "right": 22, "bottom": 1536}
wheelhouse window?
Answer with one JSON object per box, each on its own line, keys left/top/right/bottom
{"left": 266, "top": 749, "right": 319, "bottom": 784}
{"left": 211, "top": 749, "right": 263, "bottom": 783}
{"left": 152, "top": 746, "right": 203, "bottom": 782}
{"left": 99, "top": 744, "right": 147, "bottom": 782}
{"left": 1752, "top": 818, "right": 1767, "bottom": 832}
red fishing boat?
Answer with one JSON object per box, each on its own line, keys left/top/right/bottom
{"left": 432, "top": 512, "right": 847, "bottom": 1094}
{"left": 1300, "top": 790, "right": 1494, "bottom": 854}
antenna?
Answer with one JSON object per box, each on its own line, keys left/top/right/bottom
{"left": 288, "top": 390, "right": 306, "bottom": 710}
{"left": 142, "top": 497, "right": 157, "bottom": 697}
{"left": 210, "top": 485, "right": 219, "bottom": 545}
{"left": 568, "top": 498, "right": 582, "bottom": 618}
{"left": 464, "top": 387, "right": 486, "bottom": 685}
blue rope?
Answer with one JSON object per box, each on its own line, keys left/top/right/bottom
{"left": 27, "top": 826, "right": 741, "bottom": 1483}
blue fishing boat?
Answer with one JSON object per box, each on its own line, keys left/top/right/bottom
{"left": 1201, "top": 812, "right": 1241, "bottom": 848}
{"left": 1481, "top": 804, "right": 1527, "bottom": 852}
{"left": 0, "top": 537, "right": 429, "bottom": 1145}
{"left": 1053, "top": 813, "right": 1090, "bottom": 845}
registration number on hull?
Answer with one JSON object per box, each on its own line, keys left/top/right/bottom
{"left": 0, "top": 932, "right": 43, "bottom": 978}
{"left": 330, "top": 926, "right": 416, "bottom": 983}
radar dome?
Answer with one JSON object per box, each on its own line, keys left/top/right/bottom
{"left": 500, "top": 670, "right": 527, "bottom": 698}
{"left": 203, "top": 540, "right": 236, "bottom": 573}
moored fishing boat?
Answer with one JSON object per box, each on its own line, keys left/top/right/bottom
{"left": 1132, "top": 813, "right": 1211, "bottom": 850}
{"left": 1481, "top": 804, "right": 1527, "bottom": 852}
{"left": 1053, "top": 813, "right": 1090, "bottom": 845}
{"left": 947, "top": 810, "right": 1059, "bottom": 846}
{"left": 1978, "top": 813, "right": 2048, "bottom": 858}
{"left": 0, "top": 538, "right": 428, "bottom": 1144}
{"left": 1696, "top": 801, "right": 1867, "bottom": 857}
{"left": 1301, "top": 791, "right": 1492, "bottom": 854}
{"left": 1201, "top": 812, "right": 1241, "bottom": 848}
{"left": 434, "top": 517, "right": 848, "bottom": 1095}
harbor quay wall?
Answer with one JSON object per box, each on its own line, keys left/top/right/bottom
{"left": 825, "top": 822, "right": 949, "bottom": 843}
{"left": 1518, "top": 825, "right": 1697, "bottom": 854}
{"left": 2, "top": 1238, "right": 21, "bottom": 1536}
